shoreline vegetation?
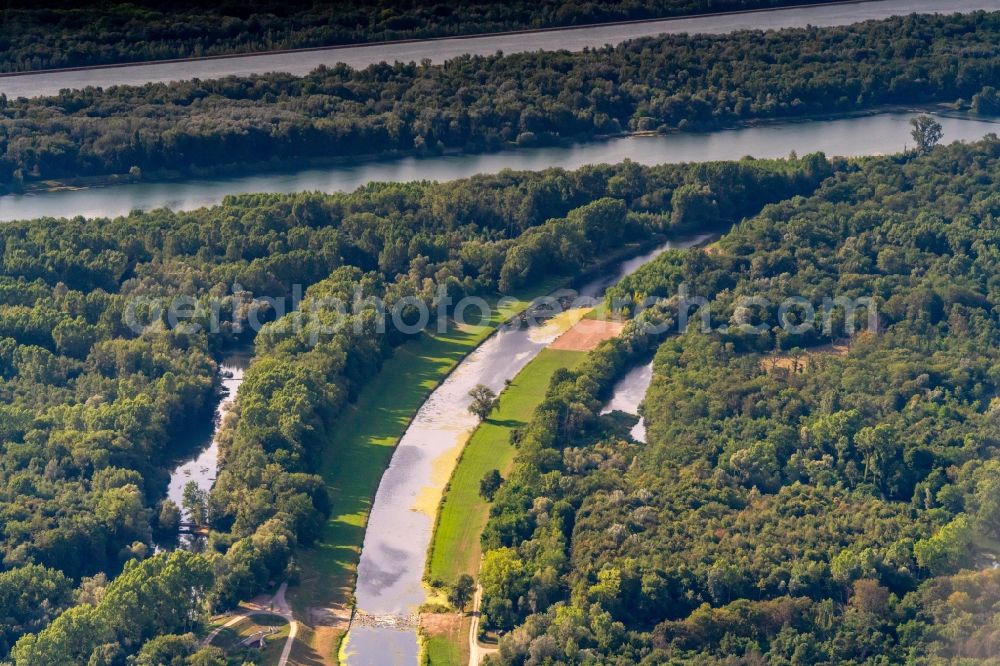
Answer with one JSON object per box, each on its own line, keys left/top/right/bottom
{"left": 3, "top": 11, "right": 999, "bottom": 195}
{"left": 424, "top": 349, "right": 588, "bottom": 596}
{"left": 420, "top": 263, "right": 692, "bottom": 663}
{"left": 0, "top": 0, "right": 855, "bottom": 75}
{"left": 4, "top": 102, "right": 978, "bottom": 200}
{"left": 290, "top": 283, "right": 555, "bottom": 659}
{"left": 421, "top": 233, "right": 719, "bottom": 661}
{"left": 1, "top": 155, "right": 829, "bottom": 664}
{"left": 418, "top": 343, "right": 621, "bottom": 666}
{"left": 472, "top": 138, "right": 1000, "bottom": 664}
{"left": 1, "top": 1, "right": 1000, "bottom": 663}
{"left": 291, "top": 237, "right": 680, "bottom": 660}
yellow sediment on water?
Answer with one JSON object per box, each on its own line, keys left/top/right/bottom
{"left": 528, "top": 307, "right": 592, "bottom": 343}
{"left": 453, "top": 320, "right": 489, "bottom": 335}
{"left": 411, "top": 430, "right": 472, "bottom": 518}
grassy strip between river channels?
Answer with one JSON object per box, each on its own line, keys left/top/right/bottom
{"left": 420, "top": 615, "right": 470, "bottom": 666}
{"left": 286, "top": 279, "right": 564, "bottom": 664}
{"left": 427, "top": 348, "right": 587, "bottom": 588}
{"left": 422, "top": 347, "right": 588, "bottom": 665}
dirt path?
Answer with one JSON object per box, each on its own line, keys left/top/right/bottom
{"left": 468, "top": 585, "right": 497, "bottom": 666}
{"left": 203, "top": 582, "right": 299, "bottom": 665}
{"left": 272, "top": 583, "right": 299, "bottom": 666}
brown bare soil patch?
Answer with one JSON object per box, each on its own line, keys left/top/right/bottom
{"left": 282, "top": 604, "right": 351, "bottom": 666}
{"left": 549, "top": 318, "right": 625, "bottom": 351}
{"left": 420, "top": 612, "right": 464, "bottom": 635}
{"left": 761, "top": 341, "right": 849, "bottom": 373}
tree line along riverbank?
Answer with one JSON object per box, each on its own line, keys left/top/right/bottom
{"left": 0, "top": 0, "right": 853, "bottom": 74}
{"left": 2, "top": 11, "right": 999, "bottom": 194}
{"left": 0, "top": 153, "right": 831, "bottom": 664}
{"left": 470, "top": 137, "right": 1000, "bottom": 665}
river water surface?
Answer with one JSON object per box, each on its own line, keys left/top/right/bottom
{"left": 1, "top": 0, "right": 995, "bottom": 99}
{"left": 166, "top": 350, "right": 251, "bottom": 522}
{"left": 343, "top": 234, "right": 711, "bottom": 665}
{"left": 601, "top": 361, "right": 655, "bottom": 443}
{"left": 2, "top": 112, "right": 997, "bottom": 223}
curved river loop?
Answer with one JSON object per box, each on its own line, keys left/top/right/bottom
{"left": 341, "top": 234, "right": 713, "bottom": 665}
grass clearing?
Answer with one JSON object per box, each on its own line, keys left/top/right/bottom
{"left": 426, "top": 347, "right": 586, "bottom": 587}
{"left": 760, "top": 340, "right": 850, "bottom": 374}
{"left": 420, "top": 614, "right": 470, "bottom": 666}
{"left": 287, "top": 623, "right": 338, "bottom": 665}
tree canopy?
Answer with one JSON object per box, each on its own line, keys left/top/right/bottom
{"left": 1, "top": 12, "right": 996, "bottom": 192}
{"left": 0, "top": 155, "right": 830, "bottom": 662}
{"left": 0, "top": 0, "right": 845, "bottom": 73}
{"left": 480, "top": 137, "right": 1000, "bottom": 664}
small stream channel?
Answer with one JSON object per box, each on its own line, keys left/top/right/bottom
{"left": 601, "top": 361, "right": 655, "bottom": 443}
{"left": 165, "top": 349, "right": 252, "bottom": 537}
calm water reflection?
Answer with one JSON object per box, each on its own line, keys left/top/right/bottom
{"left": 602, "top": 361, "right": 655, "bottom": 442}
{"left": 2, "top": 112, "right": 996, "bottom": 223}
{"left": 166, "top": 350, "right": 251, "bottom": 517}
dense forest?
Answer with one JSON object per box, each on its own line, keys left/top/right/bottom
{"left": 0, "top": 0, "right": 845, "bottom": 73}
{"left": 478, "top": 138, "right": 1000, "bottom": 664}
{"left": 0, "top": 155, "right": 831, "bottom": 663}
{"left": 2, "top": 11, "right": 1000, "bottom": 193}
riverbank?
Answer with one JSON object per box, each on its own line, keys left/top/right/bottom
{"left": 5, "top": 107, "right": 996, "bottom": 223}
{"left": 334, "top": 236, "right": 688, "bottom": 665}
{"left": 288, "top": 280, "right": 565, "bottom": 665}
{"left": 420, "top": 235, "right": 711, "bottom": 664}
{"left": 8, "top": 103, "right": 978, "bottom": 199}
{"left": 9, "top": 0, "right": 972, "bottom": 101}
{"left": 422, "top": 346, "right": 635, "bottom": 665}
{"left": 426, "top": 348, "right": 587, "bottom": 588}
{"left": 420, "top": 347, "right": 589, "bottom": 666}
{"left": 0, "top": 0, "right": 875, "bottom": 79}
{"left": 164, "top": 350, "right": 251, "bottom": 529}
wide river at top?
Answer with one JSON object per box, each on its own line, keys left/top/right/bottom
{"left": 1, "top": 111, "right": 997, "bottom": 223}
{"left": 1, "top": 0, "right": 996, "bottom": 100}
{"left": 0, "top": 0, "right": 997, "bottom": 222}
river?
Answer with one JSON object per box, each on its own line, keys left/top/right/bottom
{"left": 165, "top": 350, "right": 251, "bottom": 530}
{"left": 1, "top": 0, "right": 995, "bottom": 99}
{"left": 342, "top": 234, "right": 711, "bottom": 665}
{"left": 601, "top": 361, "right": 655, "bottom": 443}
{"left": 2, "top": 111, "right": 997, "bottom": 223}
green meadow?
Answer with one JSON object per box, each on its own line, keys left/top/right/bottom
{"left": 289, "top": 282, "right": 561, "bottom": 617}
{"left": 426, "top": 348, "right": 586, "bottom": 587}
